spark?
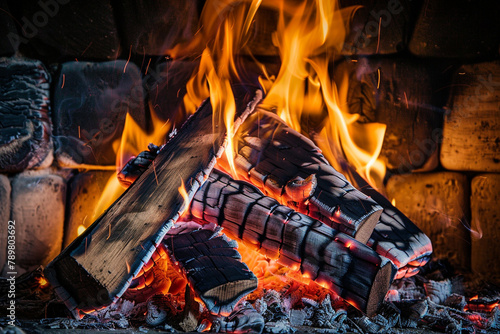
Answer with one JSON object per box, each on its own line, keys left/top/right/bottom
{"left": 106, "top": 224, "right": 111, "bottom": 240}
{"left": 61, "top": 74, "right": 65, "bottom": 89}
{"left": 78, "top": 125, "right": 81, "bottom": 138}
{"left": 123, "top": 45, "right": 132, "bottom": 73}
{"left": 145, "top": 58, "right": 151, "bottom": 75}
{"left": 377, "top": 68, "right": 381, "bottom": 89}
{"left": 404, "top": 91, "right": 409, "bottom": 108}
{"left": 81, "top": 42, "right": 93, "bottom": 57}
{"left": 376, "top": 17, "right": 381, "bottom": 54}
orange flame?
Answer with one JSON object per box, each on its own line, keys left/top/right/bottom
{"left": 178, "top": 178, "right": 190, "bottom": 215}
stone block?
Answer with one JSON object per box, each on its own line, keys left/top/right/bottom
{"left": 8, "top": 170, "right": 66, "bottom": 274}
{"left": 0, "top": 174, "right": 11, "bottom": 273}
{"left": 334, "top": 58, "right": 446, "bottom": 173}
{"left": 114, "top": 0, "right": 199, "bottom": 56}
{"left": 52, "top": 60, "right": 145, "bottom": 167}
{"left": 441, "top": 61, "right": 500, "bottom": 172}
{"left": 13, "top": 0, "right": 120, "bottom": 61}
{"left": 386, "top": 172, "right": 471, "bottom": 271}
{"left": 471, "top": 174, "right": 500, "bottom": 284}
{"left": 409, "top": 0, "right": 500, "bottom": 58}
{"left": 0, "top": 58, "right": 53, "bottom": 173}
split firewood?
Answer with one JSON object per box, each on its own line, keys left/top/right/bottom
{"left": 218, "top": 109, "right": 383, "bottom": 244}
{"left": 190, "top": 169, "right": 396, "bottom": 316}
{"left": 162, "top": 224, "right": 258, "bottom": 315}
{"left": 45, "top": 87, "right": 263, "bottom": 318}
{"left": 0, "top": 58, "right": 53, "bottom": 172}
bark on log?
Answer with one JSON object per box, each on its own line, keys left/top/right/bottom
{"left": 218, "top": 110, "right": 383, "bottom": 244}
{"left": 45, "top": 88, "right": 263, "bottom": 318}
{"left": 0, "top": 58, "right": 53, "bottom": 172}
{"left": 162, "top": 226, "right": 258, "bottom": 315}
{"left": 190, "top": 169, "right": 396, "bottom": 316}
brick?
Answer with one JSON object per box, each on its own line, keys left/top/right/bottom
{"left": 409, "top": 0, "right": 500, "bottom": 58}
{"left": 471, "top": 174, "right": 500, "bottom": 284}
{"left": 0, "top": 174, "right": 11, "bottom": 274}
{"left": 441, "top": 61, "right": 500, "bottom": 172}
{"left": 52, "top": 60, "right": 145, "bottom": 167}
{"left": 386, "top": 172, "right": 470, "bottom": 271}
{"left": 335, "top": 58, "right": 446, "bottom": 173}
{"left": 114, "top": 0, "right": 199, "bottom": 56}
{"left": 8, "top": 170, "right": 66, "bottom": 274}
{"left": 63, "top": 170, "right": 115, "bottom": 247}
{"left": 13, "top": 0, "right": 120, "bottom": 61}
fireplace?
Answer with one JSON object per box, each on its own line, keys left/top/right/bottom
{"left": 1, "top": 0, "right": 499, "bottom": 332}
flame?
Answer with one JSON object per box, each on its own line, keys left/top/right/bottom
{"left": 37, "top": 276, "right": 49, "bottom": 288}
{"left": 178, "top": 178, "right": 190, "bottom": 215}
{"left": 77, "top": 224, "right": 86, "bottom": 236}
{"left": 92, "top": 108, "right": 171, "bottom": 222}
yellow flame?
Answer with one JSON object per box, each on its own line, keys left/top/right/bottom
{"left": 77, "top": 225, "right": 86, "bottom": 236}
{"left": 255, "top": 0, "right": 386, "bottom": 188}
{"left": 37, "top": 276, "right": 49, "bottom": 288}
{"left": 178, "top": 178, "right": 190, "bottom": 215}
{"left": 92, "top": 108, "right": 171, "bottom": 222}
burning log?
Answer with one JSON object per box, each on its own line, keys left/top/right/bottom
{"left": 222, "top": 109, "right": 431, "bottom": 278}
{"left": 162, "top": 225, "right": 258, "bottom": 315}
{"left": 190, "top": 169, "right": 396, "bottom": 316}
{"left": 0, "top": 58, "right": 53, "bottom": 172}
{"left": 219, "top": 109, "right": 383, "bottom": 244}
{"left": 45, "top": 87, "right": 263, "bottom": 318}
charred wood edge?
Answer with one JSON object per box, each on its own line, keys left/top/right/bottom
{"left": 44, "top": 89, "right": 263, "bottom": 319}
{"left": 220, "top": 110, "right": 383, "bottom": 244}
{"left": 330, "top": 153, "right": 433, "bottom": 278}
{"left": 162, "top": 228, "right": 258, "bottom": 315}
{"left": 190, "top": 169, "right": 396, "bottom": 316}
{"left": 0, "top": 266, "right": 45, "bottom": 298}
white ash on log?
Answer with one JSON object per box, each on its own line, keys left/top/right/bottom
{"left": 219, "top": 109, "right": 383, "bottom": 244}
{"left": 0, "top": 174, "right": 11, "bottom": 275}
{"left": 386, "top": 172, "right": 470, "bottom": 272}
{"left": 52, "top": 60, "right": 145, "bottom": 167}
{"left": 162, "top": 225, "right": 258, "bottom": 315}
{"left": 0, "top": 58, "right": 53, "bottom": 173}
{"left": 191, "top": 169, "right": 396, "bottom": 316}
{"left": 471, "top": 174, "right": 500, "bottom": 284}
{"left": 441, "top": 61, "right": 500, "bottom": 172}
{"left": 45, "top": 88, "right": 263, "bottom": 318}
{"left": 64, "top": 170, "right": 115, "bottom": 247}
{"left": 5, "top": 170, "right": 66, "bottom": 276}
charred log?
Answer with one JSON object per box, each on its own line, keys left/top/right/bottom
{"left": 162, "top": 226, "right": 258, "bottom": 315}
{"left": 191, "top": 169, "right": 396, "bottom": 316}
{"left": 218, "top": 109, "right": 383, "bottom": 244}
